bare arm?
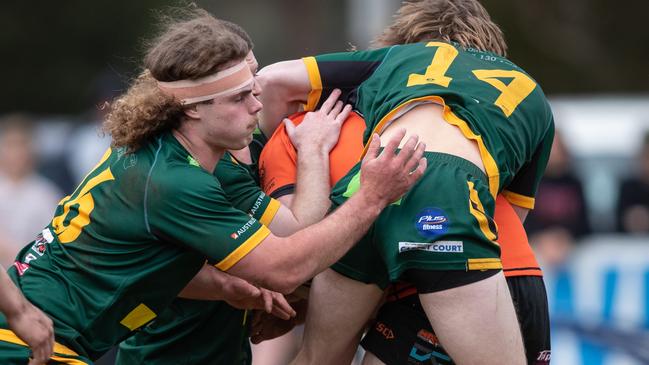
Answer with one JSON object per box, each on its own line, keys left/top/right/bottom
{"left": 178, "top": 267, "right": 295, "bottom": 319}
{"left": 0, "top": 266, "right": 54, "bottom": 365}
{"left": 267, "top": 90, "right": 352, "bottom": 236}
{"left": 178, "top": 91, "right": 349, "bottom": 303}
{"left": 256, "top": 59, "right": 311, "bottom": 138}
{"left": 229, "top": 130, "right": 427, "bottom": 294}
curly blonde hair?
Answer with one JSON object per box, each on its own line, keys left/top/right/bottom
{"left": 372, "top": 0, "right": 507, "bottom": 56}
{"left": 103, "top": 8, "right": 251, "bottom": 152}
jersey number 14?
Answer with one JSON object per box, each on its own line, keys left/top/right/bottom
{"left": 407, "top": 42, "right": 537, "bottom": 117}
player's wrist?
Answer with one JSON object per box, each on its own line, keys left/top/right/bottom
{"left": 295, "top": 143, "right": 330, "bottom": 157}
{"left": 353, "top": 187, "right": 388, "bottom": 216}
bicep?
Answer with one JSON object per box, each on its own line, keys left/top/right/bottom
{"left": 266, "top": 202, "right": 302, "bottom": 237}
{"left": 149, "top": 177, "right": 271, "bottom": 267}
{"left": 277, "top": 194, "right": 294, "bottom": 207}
{"left": 225, "top": 232, "right": 288, "bottom": 291}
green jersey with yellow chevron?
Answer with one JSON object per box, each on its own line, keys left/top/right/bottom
{"left": 117, "top": 131, "right": 278, "bottom": 365}
{"left": 0, "top": 132, "right": 272, "bottom": 361}
{"left": 303, "top": 41, "right": 554, "bottom": 208}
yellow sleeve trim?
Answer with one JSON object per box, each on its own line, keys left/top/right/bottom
{"left": 0, "top": 329, "right": 80, "bottom": 357}
{"left": 120, "top": 303, "right": 157, "bottom": 331}
{"left": 302, "top": 57, "right": 322, "bottom": 111}
{"left": 259, "top": 198, "right": 281, "bottom": 226}
{"left": 502, "top": 190, "right": 535, "bottom": 209}
{"left": 216, "top": 225, "right": 271, "bottom": 271}
{"left": 467, "top": 258, "right": 503, "bottom": 270}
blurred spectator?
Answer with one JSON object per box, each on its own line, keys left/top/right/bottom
{"left": 66, "top": 68, "right": 119, "bottom": 184}
{"left": 526, "top": 130, "right": 590, "bottom": 267}
{"left": 616, "top": 131, "right": 649, "bottom": 234}
{"left": 0, "top": 115, "right": 63, "bottom": 267}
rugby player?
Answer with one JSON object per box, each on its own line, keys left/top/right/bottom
{"left": 258, "top": 111, "right": 550, "bottom": 365}
{"left": 0, "top": 8, "right": 425, "bottom": 364}
{"left": 257, "top": 0, "right": 555, "bottom": 363}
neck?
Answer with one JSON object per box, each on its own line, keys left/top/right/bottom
{"left": 172, "top": 128, "right": 224, "bottom": 173}
{"left": 228, "top": 147, "right": 252, "bottom": 165}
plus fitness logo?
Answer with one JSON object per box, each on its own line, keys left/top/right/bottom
{"left": 414, "top": 208, "right": 450, "bottom": 239}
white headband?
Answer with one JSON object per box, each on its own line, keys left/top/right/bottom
{"left": 156, "top": 59, "right": 254, "bottom": 105}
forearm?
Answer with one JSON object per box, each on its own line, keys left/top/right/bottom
{"left": 257, "top": 60, "right": 310, "bottom": 137}
{"left": 268, "top": 148, "right": 331, "bottom": 237}
{"left": 179, "top": 265, "right": 235, "bottom": 301}
{"left": 231, "top": 130, "right": 426, "bottom": 294}
{"left": 240, "top": 188, "right": 385, "bottom": 293}
{"left": 285, "top": 189, "right": 383, "bottom": 280}
{"left": 0, "top": 267, "right": 28, "bottom": 317}
{"left": 292, "top": 146, "right": 333, "bottom": 223}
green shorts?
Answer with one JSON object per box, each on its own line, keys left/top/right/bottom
{"left": 330, "top": 152, "right": 501, "bottom": 289}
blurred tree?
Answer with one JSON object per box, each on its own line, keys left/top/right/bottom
{"left": 483, "top": 0, "right": 649, "bottom": 93}
{"left": 1, "top": 0, "right": 646, "bottom": 116}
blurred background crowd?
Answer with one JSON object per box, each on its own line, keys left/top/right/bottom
{"left": 1, "top": 1, "right": 648, "bottom": 364}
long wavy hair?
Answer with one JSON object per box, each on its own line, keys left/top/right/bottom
{"left": 103, "top": 8, "right": 251, "bottom": 152}
{"left": 372, "top": 0, "right": 507, "bottom": 56}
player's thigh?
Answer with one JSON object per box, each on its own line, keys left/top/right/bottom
{"left": 294, "top": 269, "right": 383, "bottom": 365}
{"left": 361, "top": 295, "right": 454, "bottom": 365}
{"left": 418, "top": 271, "right": 525, "bottom": 365}
{"left": 362, "top": 351, "right": 386, "bottom": 365}
{"left": 251, "top": 325, "right": 303, "bottom": 365}
{"left": 507, "top": 275, "right": 551, "bottom": 365}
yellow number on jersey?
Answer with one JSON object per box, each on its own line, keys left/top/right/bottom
{"left": 407, "top": 43, "right": 537, "bottom": 117}
{"left": 472, "top": 69, "right": 537, "bottom": 117}
{"left": 51, "top": 150, "right": 115, "bottom": 243}
{"left": 407, "top": 42, "right": 458, "bottom": 88}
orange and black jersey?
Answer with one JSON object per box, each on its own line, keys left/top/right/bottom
{"left": 260, "top": 111, "right": 366, "bottom": 196}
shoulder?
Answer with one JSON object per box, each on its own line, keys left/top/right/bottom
{"left": 149, "top": 148, "right": 225, "bottom": 202}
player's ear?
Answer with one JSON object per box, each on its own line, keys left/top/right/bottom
{"left": 183, "top": 104, "right": 201, "bottom": 120}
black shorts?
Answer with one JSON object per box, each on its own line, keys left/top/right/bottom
{"left": 361, "top": 275, "right": 551, "bottom": 365}
{"left": 403, "top": 268, "right": 500, "bottom": 294}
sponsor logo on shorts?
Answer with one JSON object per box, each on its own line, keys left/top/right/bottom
{"left": 416, "top": 329, "right": 440, "bottom": 346}
{"left": 374, "top": 321, "right": 395, "bottom": 340}
{"left": 398, "top": 241, "right": 463, "bottom": 253}
{"left": 414, "top": 208, "right": 449, "bottom": 238}
{"left": 534, "top": 350, "right": 551, "bottom": 364}
{"left": 231, "top": 218, "right": 256, "bottom": 240}
{"left": 408, "top": 343, "right": 452, "bottom": 363}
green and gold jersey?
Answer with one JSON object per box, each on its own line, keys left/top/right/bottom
{"left": 303, "top": 41, "right": 554, "bottom": 208}
{"left": 117, "top": 131, "right": 278, "bottom": 365}
{"left": 3, "top": 132, "right": 272, "bottom": 360}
